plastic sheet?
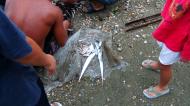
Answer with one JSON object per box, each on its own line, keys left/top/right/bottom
{"left": 51, "top": 28, "right": 126, "bottom": 84}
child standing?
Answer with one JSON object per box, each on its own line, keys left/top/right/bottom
{"left": 142, "top": 0, "right": 190, "bottom": 99}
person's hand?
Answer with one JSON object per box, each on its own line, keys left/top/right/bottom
{"left": 44, "top": 54, "right": 56, "bottom": 76}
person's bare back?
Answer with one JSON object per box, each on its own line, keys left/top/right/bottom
{"left": 5, "top": 0, "right": 68, "bottom": 49}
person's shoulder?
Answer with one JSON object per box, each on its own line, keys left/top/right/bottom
{"left": 49, "top": 4, "right": 63, "bottom": 17}
{"left": 39, "top": 1, "right": 61, "bottom": 16}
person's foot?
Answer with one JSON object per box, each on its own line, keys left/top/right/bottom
{"left": 142, "top": 59, "right": 160, "bottom": 72}
{"left": 143, "top": 86, "right": 170, "bottom": 99}
{"left": 82, "top": 1, "right": 105, "bottom": 13}
{"left": 51, "top": 102, "right": 62, "bottom": 106}
{"left": 91, "top": 0, "right": 104, "bottom": 10}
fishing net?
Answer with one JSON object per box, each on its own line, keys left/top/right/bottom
{"left": 52, "top": 28, "right": 124, "bottom": 82}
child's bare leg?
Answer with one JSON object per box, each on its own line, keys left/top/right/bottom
{"left": 157, "top": 62, "right": 172, "bottom": 90}
{"left": 143, "top": 61, "right": 171, "bottom": 98}
{"left": 143, "top": 61, "right": 172, "bottom": 90}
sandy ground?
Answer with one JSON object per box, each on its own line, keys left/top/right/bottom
{"left": 47, "top": 0, "right": 190, "bottom": 105}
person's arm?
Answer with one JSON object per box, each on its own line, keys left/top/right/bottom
{"left": 169, "top": 0, "right": 190, "bottom": 20}
{"left": 53, "top": 8, "right": 68, "bottom": 46}
{"left": 0, "top": 9, "right": 55, "bottom": 75}
{"left": 17, "top": 36, "right": 56, "bottom": 75}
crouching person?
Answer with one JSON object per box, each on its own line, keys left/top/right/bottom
{"left": 0, "top": 9, "right": 61, "bottom": 106}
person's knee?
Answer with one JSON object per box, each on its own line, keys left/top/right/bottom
{"left": 158, "top": 62, "right": 171, "bottom": 70}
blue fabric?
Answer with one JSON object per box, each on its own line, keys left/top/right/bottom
{"left": 0, "top": 5, "right": 4, "bottom": 10}
{"left": 0, "top": 0, "right": 5, "bottom": 6}
{"left": 0, "top": 0, "right": 5, "bottom": 9}
{"left": 97, "top": 0, "right": 117, "bottom": 5}
{"left": 0, "top": 9, "right": 43, "bottom": 106}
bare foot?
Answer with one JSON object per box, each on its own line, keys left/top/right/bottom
{"left": 82, "top": 1, "right": 105, "bottom": 13}
{"left": 91, "top": 0, "right": 104, "bottom": 10}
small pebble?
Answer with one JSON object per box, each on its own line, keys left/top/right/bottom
{"left": 132, "top": 96, "right": 137, "bottom": 99}
{"left": 144, "top": 40, "right": 148, "bottom": 44}
{"left": 117, "top": 47, "right": 123, "bottom": 52}
{"left": 107, "top": 98, "right": 111, "bottom": 102}
{"left": 127, "top": 84, "right": 131, "bottom": 88}
{"left": 122, "top": 80, "right": 126, "bottom": 84}
{"left": 136, "top": 35, "right": 140, "bottom": 38}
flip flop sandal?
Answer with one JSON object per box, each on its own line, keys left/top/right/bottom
{"left": 51, "top": 102, "right": 62, "bottom": 106}
{"left": 142, "top": 59, "right": 160, "bottom": 72}
{"left": 143, "top": 86, "right": 170, "bottom": 99}
{"left": 82, "top": 2, "right": 105, "bottom": 13}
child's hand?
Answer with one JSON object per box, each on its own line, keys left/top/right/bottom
{"left": 44, "top": 54, "right": 56, "bottom": 76}
{"left": 169, "top": 0, "right": 189, "bottom": 20}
